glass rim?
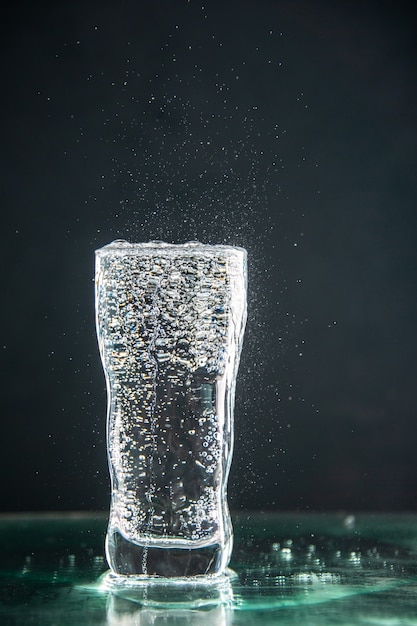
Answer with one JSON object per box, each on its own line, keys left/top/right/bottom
{"left": 95, "top": 239, "right": 247, "bottom": 258}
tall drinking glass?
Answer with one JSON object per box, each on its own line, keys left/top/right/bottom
{"left": 95, "top": 241, "right": 247, "bottom": 578}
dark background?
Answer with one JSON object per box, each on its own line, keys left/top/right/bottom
{"left": 1, "top": 0, "right": 416, "bottom": 512}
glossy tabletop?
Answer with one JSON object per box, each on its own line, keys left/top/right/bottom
{"left": 1, "top": 512, "right": 416, "bottom": 625}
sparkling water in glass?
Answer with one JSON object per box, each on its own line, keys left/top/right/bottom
{"left": 95, "top": 241, "right": 247, "bottom": 578}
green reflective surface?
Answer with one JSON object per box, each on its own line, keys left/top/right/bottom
{"left": 1, "top": 512, "right": 417, "bottom": 625}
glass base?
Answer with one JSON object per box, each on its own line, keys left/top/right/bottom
{"left": 106, "top": 530, "right": 226, "bottom": 577}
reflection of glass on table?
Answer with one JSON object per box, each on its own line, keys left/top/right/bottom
{"left": 106, "top": 576, "right": 234, "bottom": 626}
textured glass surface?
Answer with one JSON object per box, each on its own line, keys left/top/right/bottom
{"left": 1, "top": 512, "right": 417, "bottom": 625}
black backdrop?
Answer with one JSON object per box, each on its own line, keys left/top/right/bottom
{"left": 1, "top": 0, "right": 416, "bottom": 512}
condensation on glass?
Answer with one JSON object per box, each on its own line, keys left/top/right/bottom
{"left": 95, "top": 241, "right": 247, "bottom": 578}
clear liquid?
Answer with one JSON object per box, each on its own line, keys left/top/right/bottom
{"left": 95, "top": 241, "right": 247, "bottom": 577}
{"left": 106, "top": 531, "right": 226, "bottom": 576}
